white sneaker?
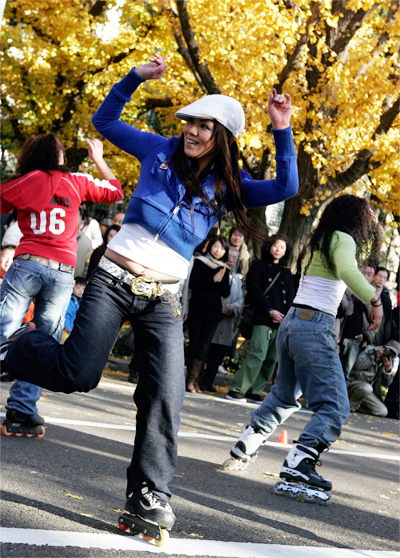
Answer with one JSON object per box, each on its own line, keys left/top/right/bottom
{"left": 218, "top": 365, "right": 228, "bottom": 375}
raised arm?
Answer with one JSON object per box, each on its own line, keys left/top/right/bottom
{"left": 238, "top": 89, "right": 298, "bottom": 209}
{"left": 92, "top": 55, "right": 168, "bottom": 162}
{"left": 87, "top": 139, "right": 116, "bottom": 181}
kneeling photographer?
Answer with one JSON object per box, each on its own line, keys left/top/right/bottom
{"left": 347, "top": 340, "right": 399, "bottom": 417}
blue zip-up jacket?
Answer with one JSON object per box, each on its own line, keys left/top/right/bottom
{"left": 92, "top": 69, "right": 298, "bottom": 261}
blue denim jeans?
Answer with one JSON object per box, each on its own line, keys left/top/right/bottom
{"left": 0, "top": 258, "right": 74, "bottom": 415}
{"left": 251, "top": 307, "right": 350, "bottom": 450}
{"left": 5, "top": 267, "right": 185, "bottom": 500}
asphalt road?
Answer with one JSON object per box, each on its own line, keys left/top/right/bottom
{"left": 1, "top": 369, "right": 399, "bottom": 558}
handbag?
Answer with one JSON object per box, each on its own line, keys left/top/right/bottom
{"left": 239, "top": 271, "right": 282, "bottom": 339}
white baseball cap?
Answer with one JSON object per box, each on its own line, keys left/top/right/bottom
{"left": 175, "top": 95, "right": 245, "bottom": 138}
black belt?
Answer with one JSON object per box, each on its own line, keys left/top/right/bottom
{"left": 292, "top": 303, "right": 334, "bottom": 318}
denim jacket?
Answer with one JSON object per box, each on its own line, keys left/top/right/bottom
{"left": 92, "top": 69, "right": 299, "bottom": 261}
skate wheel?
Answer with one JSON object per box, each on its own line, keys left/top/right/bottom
{"left": 142, "top": 534, "right": 153, "bottom": 542}
{"left": 1, "top": 424, "right": 12, "bottom": 437}
{"left": 222, "top": 457, "right": 248, "bottom": 471}
{"left": 14, "top": 432, "right": 23, "bottom": 437}
{"left": 35, "top": 430, "right": 45, "bottom": 439}
{"left": 118, "top": 523, "right": 129, "bottom": 531}
{"left": 25, "top": 433, "right": 34, "bottom": 438}
{"left": 155, "top": 529, "right": 169, "bottom": 547}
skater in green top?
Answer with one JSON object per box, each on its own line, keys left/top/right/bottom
{"left": 223, "top": 194, "right": 382, "bottom": 504}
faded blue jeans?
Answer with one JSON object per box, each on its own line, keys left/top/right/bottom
{"left": 4, "top": 266, "right": 185, "bottom": 500}
{"left": 0, "top": 258, "right": 74, "bottom": 415}
{"left": 251, "top": 307, "right": 350, "bottom": 450}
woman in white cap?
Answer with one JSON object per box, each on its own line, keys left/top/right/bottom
{"left": 2, "top": 54, "right": 298, "bottom": 542}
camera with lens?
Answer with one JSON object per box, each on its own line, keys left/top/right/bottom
{"left": 382, "top": 347, "right": 396, "bottom": 358}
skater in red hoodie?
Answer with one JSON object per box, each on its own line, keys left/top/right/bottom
{"left": 0, "top": 134, "right": 123, "bottom": 436}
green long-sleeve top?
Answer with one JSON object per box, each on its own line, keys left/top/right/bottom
{"left": 294, "top": 231, "right": 375, "bottom": 315}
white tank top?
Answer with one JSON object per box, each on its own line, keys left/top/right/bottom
{"left": 107, "top": 223, "right": 190, "bottom": 285}
{"left": 294, "top": 275, "right": 346, "bottom": 316}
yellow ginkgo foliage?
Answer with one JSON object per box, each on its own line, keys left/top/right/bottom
{"left": 2, "top": 0, "right": 399, "bottom": 259}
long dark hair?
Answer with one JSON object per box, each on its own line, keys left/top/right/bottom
{"left": 304, "top": 195, "right": 381, "bottom": 277}
{"left": 103, "top": 224, "right": 121, "bottom": 244}
{"left": 171, "top": 122, "right": 265, "bottom": 240}
{"left": 261, "top": 234, "right": 292, "bottom": 267}
{"left": 4, "top": 133, "right": 70, "bottom": 182}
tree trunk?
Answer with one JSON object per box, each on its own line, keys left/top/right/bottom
{"left": 278, "top": 195, "right": 317, "bottom": 270}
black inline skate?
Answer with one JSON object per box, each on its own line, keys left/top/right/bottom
{"left": 118, "top": 482, "right": 175, "bottom": 546}
{"left": 274, "top": 443, "right": 332, "bottom": 505}
{"left": 2, "top": 408, "right": 45, "bottom": 438}
{"left": 222, "top": 425, "right": 268, "bottom": 471}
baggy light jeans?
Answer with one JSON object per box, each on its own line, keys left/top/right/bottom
{"left": 0, "top": 258, "right": 74, "bottom": 415}
{"left": 251, "top": 307, "right": 350, "bottom": 450}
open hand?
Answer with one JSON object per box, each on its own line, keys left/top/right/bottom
{"left": 213, "top": 266, "right": 226, "bottom": 283}
{"left": 87, "top": 139, "right": 104, "bottom": 163}
{"left": 268, "top": 89, "right": 292, "bottom": 130}
{"left": 135, "top": 53, "right": 167, "bottom": 80}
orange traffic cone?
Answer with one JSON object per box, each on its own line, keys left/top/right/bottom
{"left": 277, "top": 430, "right": 288, "bottom": 444}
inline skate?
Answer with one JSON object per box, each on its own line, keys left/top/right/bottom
{"left": 2, "top": 409, "right": 45, "bottom": 438}
{"left": 274, "top": 443, "right": 332, "bottom": 505}
{"left": 118, "top": 482, "right": 175, "bottom": 546}
{"left": 222, "top": 425, "right": 268, "bottom": 471}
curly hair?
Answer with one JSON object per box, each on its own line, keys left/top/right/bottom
{"left": 4, "top": 133, "right": 70, "bottom": 182}
{"left": 304, "top": 195, "right": 381, "bottom": 277}
{"left": 261, "top": 234, "right": 292, "bottom": 267}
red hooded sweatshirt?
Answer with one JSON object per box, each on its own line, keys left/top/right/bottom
{"left": 1, "top": 170, "right": 123, "bottom": 268}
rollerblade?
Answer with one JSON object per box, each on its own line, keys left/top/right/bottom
{"left": 274, "top": 443, "right": 332, "bottom": 505}
{"left": 118, "top": 482, "right": 175, "bottom": 546}
{"left": 222, "top": 425, "right": 268, "bottom": 471}
{"left": 1, "top": 409, "right": 45, "bottom": 438}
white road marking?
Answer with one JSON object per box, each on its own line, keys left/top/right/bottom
{"left": 0, "top": 528, "right": 396, "bottom": 557}
{"left": 99, "top": 380, "right": 314, "bottom": 413}
{"left": 1, "top": 412, "right": 398, "bottom": 461}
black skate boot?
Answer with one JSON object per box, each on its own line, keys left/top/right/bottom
{"left": 274, "top": 443, "right": 332, "bottom": 505}
{"left": 0, "top": 323, "right": 36, "bottom": 362}
{"left": 2, "top": 408, "right": 45, "bottom": 438}
{"left": 222, "top": 425, "right": 268, "bottom": 471}
{"left": 118, "top": 482, "right": 175, "bottom": 546}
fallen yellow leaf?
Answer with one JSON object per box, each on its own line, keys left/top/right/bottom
{"left": 64, "top": 493, "right": 82, "bottom": 500}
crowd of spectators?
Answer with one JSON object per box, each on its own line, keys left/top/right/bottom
{"left": 1, "top": 204, "right": 398, "bottom": 420}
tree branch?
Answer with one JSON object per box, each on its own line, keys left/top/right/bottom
{"left": 88, "top": 0, "right": 107, "bottom": 17}
{"left": 330, "top": 94, "right": 400, "bottom": 190}
{"left": 275, "top": 1, "right": 321, "bottom": 92}
{"left": 144, "top": 98, "right": 174, "bottom": 111}
{"left": 1, "top": 98, "right": 25, "bottom": 143}
{"left": 356, "top": 0, "right": 399, "bottom": 77}
{"left": 373, "top": 94, "right": 400, "bottom": 139}
{"left": 328, "top": 4, "right": 379, "bottom": 63}
{"left": 173, "top": 29, "right": 208, "bottom": 93}
{"left": 175, "top": 0, "right": 221, "bottom": 94}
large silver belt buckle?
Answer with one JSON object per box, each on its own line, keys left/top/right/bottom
{"left": 130, "top": 276, "right": 164, "bottom": 298}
